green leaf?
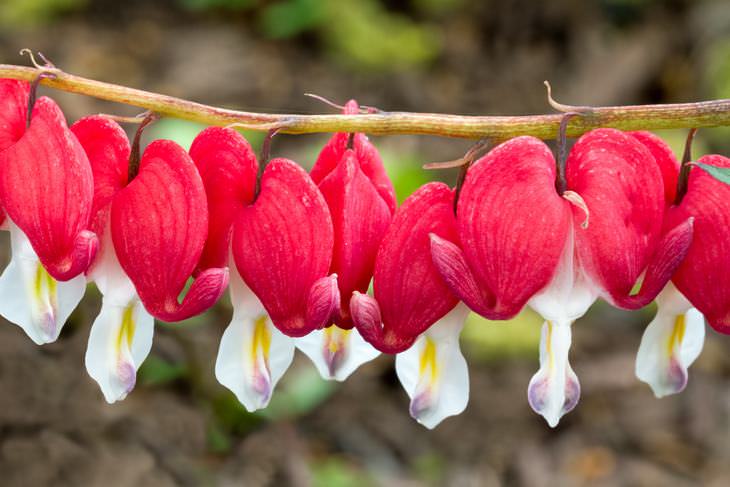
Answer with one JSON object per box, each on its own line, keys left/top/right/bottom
{"left": 694, "top": 162, "right": 730, "bottom": 185}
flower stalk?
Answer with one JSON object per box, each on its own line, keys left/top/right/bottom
{"left": 3, "top": 63, "right": 730, "bottom": 139}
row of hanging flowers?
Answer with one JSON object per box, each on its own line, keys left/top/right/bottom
{"left": 0, "top": 75, "right": 728, "bottom": 430}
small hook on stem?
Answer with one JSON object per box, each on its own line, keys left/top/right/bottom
{"left": 544, "top": 81, "right": 593, "bottom": 114}
{"left": 304, "top": 93, "right": 382, "bottom": 114}
{"left": 98, "top": 111, "right": 152, "bottom": 124}
{"left": 423, "top": 138, "right": 491, "bottom": 171}
{"left": 21, "top": 49, "right": 62, "bottom": 127}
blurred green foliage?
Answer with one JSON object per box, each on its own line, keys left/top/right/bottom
{"left": 145, "top": 118, "right": 211, "bottom": 151}
{"left": 462, "top": 310, "right": 542, "bottom": 361}
{"left": 0, "top": 0, "right": 85, "bottom": 26}
{"left": 138, "top": 354, "right": 188, "bottom": 386}
{"left": 411, "top": 452, "right": 447, "bottom": 484}
{"left": 259, "top": 0, "right": 326, "bottom": 39}
{"left": 311, "top": 457, "right": 374, "bottom": 487}
{"left": 315, "top": 0, "right": 441, "bottom": 71}
{"left": 179, "top": 0, "right": 444, "bottom": 71}
{"left": 379, "top": 148, "right": 434, "bottom": 203}
{"left": 207, "top": 366, "right": 335, "bottom": 453}
{"left": 257, "top": 366, "right": 336, "bottom": 420}
{"left": 708, "top": 39, "right": 730, "bottom": 100}
{"left": 178, "top": 0, "right": 256, "bottom": 11}
{"left": 258, "top": 0, "right": 444, "bottom": 71}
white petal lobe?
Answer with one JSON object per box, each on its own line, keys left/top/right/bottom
{"left": 85, "top": 297, "right": 154, "bottom": 403}
{"left": 215, "top": 273, "right": 294, "bottom": 412}
{"left": 636, "top": 284, "right": 705, "bottom": 398}
{"left": 395, "top": 303, "right": 470, "bottom": 429}
{"left": 527, "top": 320, "right": 580, "bottom": 428}
{"left": 297, "top": 325, "right": 380, "bottom": 381}
{"left": 0, "top": 223, "right": 85, "bottom": 344}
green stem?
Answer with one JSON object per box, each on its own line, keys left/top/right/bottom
{"left": 3, "top": 64, "right": 730, "bottom": 139}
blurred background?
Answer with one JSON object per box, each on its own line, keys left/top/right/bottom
{"left": 1, "top": 0, "right": 730, "bottom": 485}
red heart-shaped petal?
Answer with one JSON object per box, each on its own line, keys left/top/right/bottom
{"left": 442, "top": 136, "right": 570, "bottom": 319}
{"left": 629, "top": 131, "right": 680, "bottom": 205}
{"left": 71, "top": 116, "right": 130, "bottom": 247}
{"left": 567, "top": 128, "right": 691, "bottom": 308}
{"left": 310, "top": 100, "right": 396, "bottom": 214}
{"left": 0, "top": 95, "right": 97, "bottom": 280}
{"left": 190, "top": 127, "right": 258, "bottom": 271}
{"left": 232, "top": 158, "right": 337, "bottom": 337}
{"left": 352, "top": 182, "right": 458, "bottom": 353}
{"left": 317, "top": 149, "right": 393, "bottom": 328}
{"left": 111, "top": 139, "right": 228, "bottom": 321}
{"left": 669, "top": 155, "right": 730, "bottom": 332}
{"left": 0, "top": 79, "right": 30, "bottom": 227}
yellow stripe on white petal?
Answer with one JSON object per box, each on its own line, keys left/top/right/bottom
{"left": 526, "top": 230, "right": 593, "bottom": 428}
{"left": 0, "top": 222, "right": 86, "bottom": 344}
{"left": 85, "top": 297, "right": 154, "bottom": 403}
{"left": 85, "top": 236, "right": 154, "bottom": 404}
{"left": 527, "top": 320, "right": 580, "bottom": 428}
{"left": 636, "top": 283, "right": 705, "bottom": 398}
{"left": 296, "top": 325, "right": 380, "bottom": 381}
{"left": 215, "top": 273, "right": 294, "bottom": 412}
{"left": 395, "top": 303, "right": 470, "bottom": 429}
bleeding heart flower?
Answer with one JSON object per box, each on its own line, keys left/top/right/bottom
{"left": 309, "top": 100, "right": 396, "bottom": 214}
{"left": 431, "top": 129, "right": 694, "bottom": 426}
{"left": 0, "top": 79, "right": 97, "bottom": 344}
{"left": 668, "top": 154, "right": 730, "bottom": 332}
{"left": 69, "top": 116, "right": 153, "bottom": 403}
{"left": 630, "top": 131, "right": 705, "bottom": 398}
{"left": 232, "top": 157, "right": 339, "bottom": 338}
{"left": 110, "top": 138, "right": 228, "bottom": 322}
{"left": 636, "top": 282, "right": 704, "bottom": 398}
{"left": 635, "top": 153, "right": 730, "bottom": 396}
{"left": 351, "top": 182, "right": 469, "bottom": 427}
{"left": 297, "top": 100, "right": 393, "bottom": 381}
{"left": 190, "top": 127, "right": 294, "bottom": 411}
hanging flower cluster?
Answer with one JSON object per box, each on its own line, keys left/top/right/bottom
{"left": 1, "top": 77, "right": 728, "bottom": 429}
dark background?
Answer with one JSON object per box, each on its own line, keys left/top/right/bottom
{"left": 1, "top": 0, "right": 730, "bottom": 485}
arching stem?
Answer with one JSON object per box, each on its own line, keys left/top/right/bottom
{"left": 254, "top": 128, "right": 281, "bottom": 201}
{"left": 3, "top": 61, "right": 730, "bottom": 139}
{"left": 25, "top": 72, "right": 57, "bottom": 128}
{"left": 127, "top": 112, "right": 160, "bottom": 183}
{"left": 555, "top": 112, "right": 581, "bottom": 194}
{"left": 675, "top": 128, "right": 698, "bottom": 204}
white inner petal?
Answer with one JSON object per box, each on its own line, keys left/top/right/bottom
{"left": 527, "top": 320, "right": 580, "bottom": 427}
{"left": 85, "top": 296, "right": 154, "bottom": 404}
{"left": 86, "top": 241, "right": 154, "bottom": 404}
{"left": 525, "top": 227, "right": 595, "bottom": 427}
{"left": 0, "top": 222, "right": 86, "bottom": 344}
{"left": 88, "top": 220, "right": 136, "bottom": 300}
{"left": 529, "top": 227, "right": 597, "bottom": 323}
{"left": 636, "top": 283, "right": 705, "bottom": 398}
{"left": 296, "top": 325, "right": 380, "bottom": 381}
{"left": 215, "top": 271, "right": 295, "bottom": 412}
{"left": 395, "top": 303, "right": 470, "bottom": 429}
